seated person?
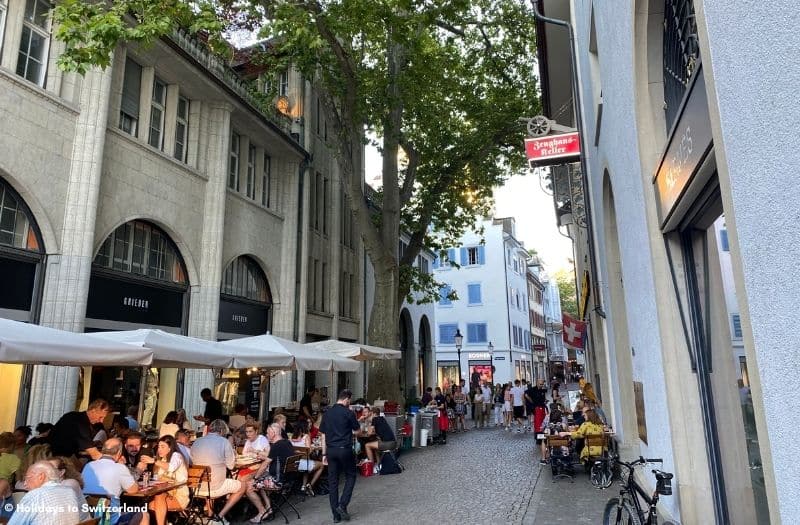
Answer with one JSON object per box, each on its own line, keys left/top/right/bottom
{"left": 238, "top": 423, "right": 269, "bottom": 481}
{"left": 149, "top": 436, "right": 189, "bottom": 525}
{"left": 0, "top": 432, "right": 21, "bottom": 501}
{"left": 27, "top": 423, "right": 54, "bottom": 446}
{"left": 364, "top": 407, "right": 397, "bottom": 464}
{"left": 12, "top": 460, "right": 90, "bottom": 524}
{"left": 110, "top": 414, "right": 130, "bottom": 439}
{"left": 245, "top": 424, "right": 294, "bottom": 523}
{"left": 420, "top": 387, "right": 433, "bottom": 407}
{"left": 288, "top": 421, "right": 323, "bottom": 495}
{"left": 47, "top": 456, "right": 86, "bottom": 503}
{"left": 122, "top": 432, "right": 153, "bottom": 478}
{"left": 190, "top": 420, "right": 247, "bottom": 524}
{"left": 159, "top": 412, "right": 180, "bottom": 438}
{"left": 272, "top": 413, "right": 292, "bottom": 440}
{"left": 82, "top": 437, "right": 149, "bottom": 525}
{"left": 563, "top": 409, "right": 605, "bottom": 461}
{"left": 228, "top": 404, "right": 248, "bottom": 433}
{"left": 15, "top": 443, "right": 50, "bottom": 491}
{"left": 571, "top": 401, "right": 586, "bottom": 426}
{"left": 175, "top": 430, "right": 193, "bottom": 467}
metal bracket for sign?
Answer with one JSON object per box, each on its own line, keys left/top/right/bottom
{"left": 519, "top": 116, "right": 577, "bottom": 138}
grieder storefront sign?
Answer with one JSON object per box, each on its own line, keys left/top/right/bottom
{"left": 524, "top": 132, "right": 581, "bottom": 167}
{"left": 654, "top": 66, "right": 714, "bottom": 228}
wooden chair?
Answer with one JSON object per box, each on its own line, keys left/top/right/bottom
{"left": 77, "top": 518, "right": 100, "bottom": 525}
{"left": 181, "top": 465, "right": 218, "bottom": 525}
{"left": 546, "top": 435, "right": 575, "bottom": 482}
{"left": 584, "top": 434, "right": 609, "bottom": 462}
{"left": 263, "top": 454, "right": 303, "bottom": 524}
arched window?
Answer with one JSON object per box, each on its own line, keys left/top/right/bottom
{"left": 663, "top": 0, "right": 700, "bottom": 129}
{"left": 93, "top": 221, "right": 187, "bottom": 284}
{"left": 221, "top": 256, "right": 271, "bottom": 303}
{"left": 0, "top": 180, "right": 42, "bottom": 253}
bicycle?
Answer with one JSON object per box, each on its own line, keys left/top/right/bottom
{"left": 602, "top": 456, "right": 674, "bottom": 525}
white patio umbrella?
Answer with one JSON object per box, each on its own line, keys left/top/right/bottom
{"left": 0, "top": 318, "right": 153, "bottom": 366}
{"left": 305, "top": 339, "right": 401, "bottom": 361}
{"left": 221, "top": 334, "right": 360, "bottom": 372}
{"left": 88, "top": 329, "right": 294, "bottom": 369}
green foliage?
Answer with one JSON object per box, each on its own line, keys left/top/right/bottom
{"left": 555, "top": 269, "right": 579, "bottom": 318}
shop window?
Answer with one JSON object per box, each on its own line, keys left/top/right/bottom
{"left": 0, "top": 182, "right": 39, "bottom": 251}
{"left": 16, "top": 0, "right": 50, "bottom": 86}
{"left": 221, "top": 255, "right": 270, "bottom": 302}
{"left": 93, "top": 220, "right": 187, "bottom": 284}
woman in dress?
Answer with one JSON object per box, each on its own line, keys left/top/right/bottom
{"left": 453, "top": 386, "right": 468, "bottom": 432}
{"left": 503, "top": 383, "right": 513, "bottom": 430}
{"left": 149, "top": 435, "right": 189, "bottom": 525}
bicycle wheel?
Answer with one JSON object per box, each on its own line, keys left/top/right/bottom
{"left": 591, "top": 461, "right": 614, "bottom": 489}
{"left": 603, "top": 497, "right": 643, "bottom": 525}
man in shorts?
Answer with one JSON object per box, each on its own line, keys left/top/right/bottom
{"left": 510, "top": 380, "right": 526, "bottom": 433}
{"left": 191, "top": 420, "right": 247, "bottom": 524}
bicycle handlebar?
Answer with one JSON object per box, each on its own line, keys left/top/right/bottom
{"left": 616, "top": 456, "right": 664, "bottom": 469}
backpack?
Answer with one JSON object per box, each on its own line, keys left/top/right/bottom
{"left": 378, "top": 451, "right": 404, "bottom": 475}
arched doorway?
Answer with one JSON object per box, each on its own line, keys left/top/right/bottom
{"left": 0, "top": 177, "right": 45, "bottom": 322}
{"left": 216, "top": 255, "right": 273, "bottom": 419}
{"left": 398, "top": 308, "right": 415, "bottom": 400}
{"left": 418, "top": 315, "right": 432, "bottom": 391}
{"left": 86, "top": 220, "right": 189, "bottom": 421}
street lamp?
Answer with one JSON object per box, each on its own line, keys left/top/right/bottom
{"left": 454, "top": 329, "right": 464, "bottom": 385}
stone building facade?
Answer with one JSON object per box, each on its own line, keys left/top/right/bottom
{"left": 0, "top": 0, "right": 363, "bottom": 428}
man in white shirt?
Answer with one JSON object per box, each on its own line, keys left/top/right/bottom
{"left": 481, "top": 382, "right": 493, "bottom": 426}
{"left": 510, "top": 380, "right": 526, "bottom": 432}
{"left": 190, "top": 420, "right": 246, "bottom": 525}
{"left": 82, "top": 438, "right": 148, "bottom": 525}
{"left": 9, "top": 461, "right": 89, "bottom": 525}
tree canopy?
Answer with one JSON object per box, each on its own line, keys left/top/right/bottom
{"left": 54, "top": 0, "right": 542, "bottom": 397}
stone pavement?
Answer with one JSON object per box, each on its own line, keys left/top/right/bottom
{"left": 231, "top": 420, "right": 613, "bottom": 525}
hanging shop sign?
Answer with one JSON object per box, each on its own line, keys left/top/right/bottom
{"left": 654, "top": 66, "right": 714, "bottom": 229}
{"left": 524, "top": 132, "right": 581, "bottom": 167}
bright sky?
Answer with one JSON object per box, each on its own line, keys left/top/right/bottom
{"left": 365, "top": 140, "right": 573, "bottom": 273}
{"left": 493, "top": 173, "right": 574, "bottom": 273}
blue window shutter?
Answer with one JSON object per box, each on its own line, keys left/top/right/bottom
{"left": 467, "top": 323, "right": 476, "bottom": 342}
{"left": 460, "top": 247, "right": 468, "bottom": 265}
{"left": 448, "top": 248, "right": 456, "bottom": 266}
{"left": 432, "top": 255, "right": 439, "bottom": 269}
{"left": 477, "top": 323, "right": 487, "bottom": 343}
{"left": 720, "top": 230, "right": 730, "bottom": 251}
{"left": 478, "top": 246, "right": 485, "bottom": 265}
{"left": 439, "top": 285, "right": 451, "bottom": 305}
{"left": 468, "top": 284, "right": 481, "bottom": 304}
{"left": 732, "top": 314, "right": 742, "bottom": 338}
{"left": 440, "top": 323, "right": 458, "bottom": 343}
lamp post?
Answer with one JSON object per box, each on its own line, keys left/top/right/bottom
{"left": 454, "top": 329, "right": 464, "bottom": 385}
{"left": 488, "top": 341, "right": 494, "bottom": 383}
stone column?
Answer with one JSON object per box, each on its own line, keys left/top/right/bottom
{"left": 182, "top": 101, "right": 232, "bottom": 418}
{"left": 28, "top": 61, "right": 115, "bottom": 425}
{"left": 272, "top": 159, "right": 303, "bottom": 340}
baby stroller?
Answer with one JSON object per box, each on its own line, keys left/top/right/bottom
{"left": 546, "top": 434, "right": 575, "bottom": 482}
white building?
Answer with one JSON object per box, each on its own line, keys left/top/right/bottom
{"left": 432, "top": 217, "right": 534, "bottom": 389}
{"left": 537, "top": 0, "right": 798, "bottom": 521}
{"left": 526, "top": 258, "right": 548, "bottom": 381}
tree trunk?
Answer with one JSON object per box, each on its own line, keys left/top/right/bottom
{"left": 365, "top": 254, "right": 401, "bottom": 403}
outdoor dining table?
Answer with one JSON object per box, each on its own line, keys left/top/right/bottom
{"left": 123, "top": 479, "right": 187, "bottom": 500}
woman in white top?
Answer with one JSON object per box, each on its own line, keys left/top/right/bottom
{"left": 148, "top": 435, "right": 189, "bottom": 525}
{"left": 289, "top": 421, "right": 323, "bottom": 495}
{"left": 159, "top": 411, "right": 181, "bottom": 437}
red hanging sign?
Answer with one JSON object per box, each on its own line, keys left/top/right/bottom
{"left": 524, "top": 132, "right": 581, "bottom": 167}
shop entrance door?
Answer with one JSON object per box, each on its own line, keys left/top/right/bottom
{"left": 678, "top": 198, "right": 769, "bottom": 524}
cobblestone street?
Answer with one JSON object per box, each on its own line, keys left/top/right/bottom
{"left": 233, "top": 418, "right": 610, "bottom": 525}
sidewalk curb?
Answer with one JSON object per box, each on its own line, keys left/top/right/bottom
{"left": 518, "top": 464, "right": 545, "bottom": 524}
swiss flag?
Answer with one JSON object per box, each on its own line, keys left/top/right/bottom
{"left": 562, "top": 314, "right": 586, "bottom": 349}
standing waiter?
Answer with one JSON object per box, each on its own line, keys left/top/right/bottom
{"left": 320, "top": 389, "right": 360, "bottom": 523}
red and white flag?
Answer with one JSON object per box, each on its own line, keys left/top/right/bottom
{"left": 562, "top": 314, "right": 586, "bottom": 349}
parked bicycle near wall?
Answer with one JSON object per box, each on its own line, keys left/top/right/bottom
{"left": 603, "top": 456, "right": 674, "bottom": 525}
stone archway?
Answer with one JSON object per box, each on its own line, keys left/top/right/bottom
{"left": 418, "top": 315, "right": 432, "bottom": 392}
{"left": 398, "top": 308, "right": 415, "bottom": 400}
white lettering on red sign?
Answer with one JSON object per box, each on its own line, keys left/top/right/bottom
{"left": 524, "top": 132, "right": 581, "bottom": 163}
